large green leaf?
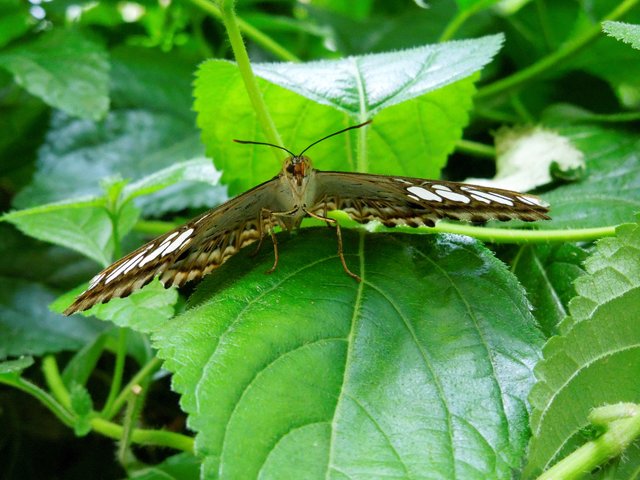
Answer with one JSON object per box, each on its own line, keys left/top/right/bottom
{"left": 0, "top": 276, "right": 104, "bottom": 359}
{"left": 526, "top": 219, "right": 640, "bottom": 477}
{"left": 251, "top": 34, "right": 502, "bottom": 116}
{"left": 195, "top": 60, "right": 477, "bottom": 196}
{"left": 0, "top": 29, "right": 109, "bottom": 120}
{"left": 152, "top": 228, "right": 543, "bottom": 479}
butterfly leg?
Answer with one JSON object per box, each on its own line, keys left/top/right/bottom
{"left": 260, "top": 206, "right": 300, "bottom": 274}
{"left": 304, "top": 209, "right": 361, "bottom": 282}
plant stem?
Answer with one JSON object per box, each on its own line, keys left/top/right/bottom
{"left": 42, "top": 355, "right": 71, "bottom": 410}
{"left": 219, "top": 0, "right": 283, "bottom": 161}
{"left": 189, "top": 0, "right": 299, "bottom": 62}
{"left": 91, "top": 417, "right": 195, "bottom": 453}
{"left": 101, "top": 328, "right": 128, "bottom": 418}
{"left": 455, "top": 139, "right": 495, "bottom": 159}
{"left": 439, "top": 7, "right": 474, "bottom": 42}
{"left": 410, "top": 222, "right": 617, "bottom": 244}
{"left": 106, "top": 357, "right": 164, "bottom": 421}
{"left": 477, "top": 0, "right": 640, "bottom": 99}
{"left": 537, "top": 403, "right": 640, "bottom": 480}
{"left": 0, "top": 375, "right": 76, "bottom": 427}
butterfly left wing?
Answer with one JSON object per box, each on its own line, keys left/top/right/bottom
{"left": 63, "top": 177, "right": 285, "bottom": 315}
{"left": 309, "top": 171, "right": 550, "bottom": 227}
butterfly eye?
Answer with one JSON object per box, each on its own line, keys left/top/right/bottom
{"left": 286, "top": 162, "right": 295, "bottom": 174}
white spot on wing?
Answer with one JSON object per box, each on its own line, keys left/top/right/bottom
{"left": 431, "top": 184, "right": 452, "bottom": 192}
{"left": 437, "top": 190, "right": 471, "bottom": 203}
{"left": 518, "top": 195, "right": 545, "bottom": 206}
{"left": 407, "top": 194, "right": 420, "bottom": 202}
{"left": 162, "top": 228, "right": 194, "bottom": 256}
{"left": 470, "top": 194, "right": 491, "bottom": 204}
{"left": 88, "top": 273, "right": 105, "bottom": 290}
{"left": 394, "top": 178, "right": 412, "bottom": 184}
{"left": 105, "top": 251, "right": 146, "bottom": 284}
{"left": 139, "top": 242, "right": 172, "bottom": 267}
{"left": 465, "top": 189, "right": 514, "bottom": 206}
{"left": 407, "top": 186, "right": 442, "bottom": 202}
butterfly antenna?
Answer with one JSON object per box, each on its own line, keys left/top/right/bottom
{"left": 233, "top": 139, "right": 296, "bottom": 157}
{"left": 297, "top": 120, "right": 372, "bottom": 157}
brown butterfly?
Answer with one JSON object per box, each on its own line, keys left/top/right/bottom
{"left": 64, "top": 121, "right": 549, "bottom": 315}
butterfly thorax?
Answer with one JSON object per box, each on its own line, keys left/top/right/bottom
{"left": 276, "top": 155, "right": 318, "bottom": 230}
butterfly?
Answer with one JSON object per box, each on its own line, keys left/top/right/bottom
{"left": 63, "top": 121, "right": 549, "bottom": 315}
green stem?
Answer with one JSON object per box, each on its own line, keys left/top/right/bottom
{"left": 0, "top": 375, "right": 75, "bottom": 427}
{"left": 42, "top": 355, "right": 71, "bottom": 410}
{"left": 189, "top": 0, "right": 299, "bottom": 62}
{"left": 537, "top": 404, "right": 640, "bottom": 480}
{"left": 101, "top": 328, "right": 128, "bottom": 418}
{"left": 455, "top": 139, "right": 495, "bottom": 159}
{"left": 91, "top": 417, "right": 195, "bottom": 453}
{"left": 439, "top": 7, "right": 474, "bottom": 42}
{"left": 106, "top": 357, "right": 163, "bottom": 421}
{"left": 416, "top": 223, "right": 617, "bottom": 244}
{"left": 477, "top": 0, "right": 640, "bottom": 99}
{"left": 219, "top": 0, "right": 283, "bottom": 160}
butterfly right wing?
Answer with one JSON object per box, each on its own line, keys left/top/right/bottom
{"left": 309, "top": 171, "right": 550, "bottom": 227}
{"left": 64, "top": 177, "right": 284, "bottom": 315}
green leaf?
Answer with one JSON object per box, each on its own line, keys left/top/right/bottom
{"left": 537, "top": 123, "right": 640, "bottom": 229}
{"left": 61, "top": 333, "right": 108, "bottom": 388}
{"left": 13, "top": 47, "right": 217, "bottom": 216}
{"left": 603, "top": 21, "right": 640, "bottom": 51}
{"left": 153, "top": 228, "right": 543, "bottom": 479}
{"left": 2, "top": 197, "right": 138, "bottom": 267}
{"left": 0, "top": 0, "right": 31, "bottom": 49}
{"left": 196, "top": 62, "right": 477, "bottom": 195}
{"left": 0, "top": 29, "right": 109, "bottom": 120}
{"left": 252, "top": 34, "right": 502, "bottom": 116}
{"left": 0, "top": 356, "right": 34, "bottom": 374}
{"left": 511, "top": 244, "right": 588, "bottom": 337}
{"left": 13, "top": 110, "right": 207, "bottom": 211}
{"left": 69, "top": 382, "right": 94, "bottom": 436}
{"left": 78, "top": 279, "right": 178, "bottom": 334}
{"left": 526, "top": 218, "right": 640, "bottom": 477}
{"left": 129, "top": 452, "right": 200, "bottom": 480}
{"left": 0, "top": 276, "right": 104, "bottom": 359}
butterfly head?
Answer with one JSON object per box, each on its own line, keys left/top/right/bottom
{"left": 283, "top": 155, "right": 312, "bottom": 187}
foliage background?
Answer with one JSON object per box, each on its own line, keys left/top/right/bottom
{"left": 1, "top": 0, "right": 639, "bottom": 479}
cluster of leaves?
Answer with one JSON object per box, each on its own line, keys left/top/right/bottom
{"left": 1, "top": 0, "right": 639, "bottom": 479}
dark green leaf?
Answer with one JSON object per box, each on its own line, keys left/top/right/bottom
{"left": 0, "top": 1, "right": 31, "bottom": 49}
{"left": 154, "top": 228, "right": 543, "bottom": 479}
{"left": 0, "top": 356, "right": 34, "bottom": 374}
{"left": 526, "top": 219, "right": 640, "bottom": 477}
{"left": 0, "top": 276, "right": 104, "bottom": 359}
{"left": 511, "top": 244, "right": 588, "bottom": 336}
{"left": 70, "top": 382, "right": 94, "bottom": 436}
{"left": 538, "top": 124, "right": 640, "bottom": 229}
{"left": 129, "top": 452, "right": 200, "bottom": 480}
{"left": 61, "top": 333, "right": 108, "bottom": 388}
{"left": 0, "top": 29, "right": 109, "bottom": 120}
